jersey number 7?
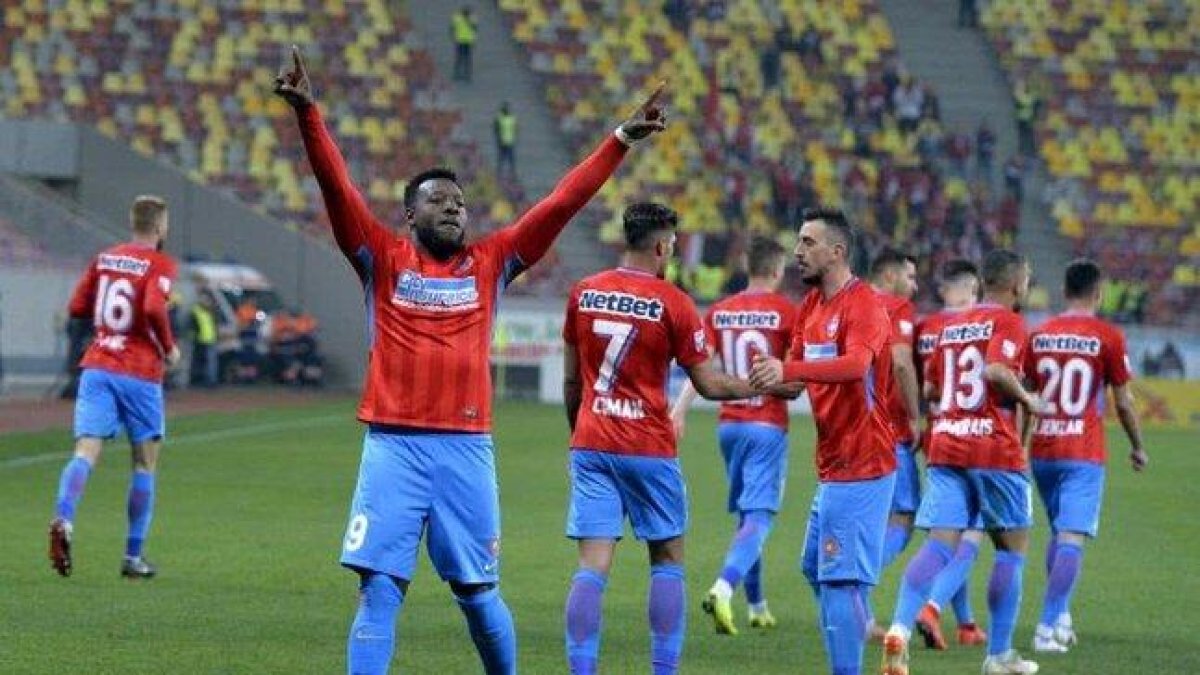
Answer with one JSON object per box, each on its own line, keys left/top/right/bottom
{"left": 593, "top": 319, "right": 637, "bottom": 394}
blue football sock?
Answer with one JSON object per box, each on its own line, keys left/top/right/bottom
{"left": 928, "top": 538, "right": 980, "bottom": 623}
{"left": 719, "top": 510, "right": 773, "bottom": 589}
{"left": 54, "top": 456, "right": 93, "bottom": 522}
{"left": 1044, "top": 539, "right": 1059, "bottom": 575}
{"left": 565, "top": 569, "right": 606, "bottom": 675}
{"left": 648, "top": 563, "right": 685, "bottom": 675}
{"left": 891, "top": 538, "right": 953, "bottom": 630}
{"left": 880, "top": 523, "right": 912, "bottom": 568}
{"left": 821, "top": 581, "right": 868, "bottom": 675}
{"left": 125, "top": 470, "right": 155, "bottom": 558}
{"left": 744, "top": 558, "right": 764, "bottom": 605}
{"left": 1040, "top": 542, "right": 1082, "bottom": 626}
{"left": 348, "top": 574, "right": 404, "bottom": 675}
{"left": 456, "top": 587, "right": 517, "bottom": 675}
{"left": 987, "top": 550, "right": 1025, "bottom": 656}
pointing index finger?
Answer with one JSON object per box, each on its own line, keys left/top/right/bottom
{"left": 640, "top": 80, "right": 667, "bottom": 111}
{"left": 292, "top": 44, "right": 306, "bottom": 73}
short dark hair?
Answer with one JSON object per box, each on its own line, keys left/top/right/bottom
{"left": 980, "top": 249, "right": 1026, "bottom": 290}
{"left": 939, "top": 258, "right": 979, "bottom": 284}
{"left": 869, "top": 247, "right": 916, "bottom": 279}
{"left": 747, "top": 236, "right": 787, "bottom": 277}
{"left": 1064, "top": 258, "right": 1103, "bottom": 300}
{"left": 623, "top": 202, "right": 678, "bottom": 250}
{"left": 403, "top": 168, "right": 460, "bottom": 209}
{"left": 800, "top": 206, "right": 856, "bottom": 253}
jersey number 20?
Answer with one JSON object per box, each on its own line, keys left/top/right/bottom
{"left": 1035, "top": 357, "right": 1094, "bottom": 416}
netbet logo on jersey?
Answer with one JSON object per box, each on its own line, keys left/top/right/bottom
{"left": 393, "top": 271, "right": 480, "bottom": 312}
{"left": 578, "top": 290, "right": 664, "bottom": 321}
{"left": 97, "top": 254, "right": 151, "bottom": 276}
{"left": 711, "top": 310, "right": 781, "bottom": 330}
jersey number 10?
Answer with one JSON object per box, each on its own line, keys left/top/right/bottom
{"left": 721, "top": 329, "right": 769, "bottom": 407}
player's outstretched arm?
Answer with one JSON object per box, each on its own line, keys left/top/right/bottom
{"left": 1112, "top": 383, "right": 1148, "bottom": 471}
{"left": 502, "top": 83, "right": 668, "bottom": 266}
{"left": 274, "top": 45, "right": 387, "bottom": 270}
{"left": 685, "top": 356, "right": 757, "bottom": 401}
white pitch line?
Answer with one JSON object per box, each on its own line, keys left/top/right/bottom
{"left": 0, "top": 413, "right": 347, "bottom": 470}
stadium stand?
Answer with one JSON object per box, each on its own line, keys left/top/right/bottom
{"left": 498, "top": 0, "right": 1020, "bottom": 304}
{"left": 980, "top": 0, "right": 1200, "bottom": 326}
{"left": 0, "top": 0, "right": 561, "bottom": 291}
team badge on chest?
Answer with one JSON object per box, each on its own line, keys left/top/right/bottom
{"left": 826, "top": 315, "right": 840, "bottom": 338}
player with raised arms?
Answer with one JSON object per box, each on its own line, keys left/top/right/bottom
{"left": 749, "top": 207, "right": 898, "bottom": 675}
{"left": 881, "top": 249, "right": 1049, "bottom": 675}
{"left": 274, "top": 45, "right": 666, "bottom": 674}
{"left": 669, "top": 236, "right": 798, "bottom": 635}
{"left": 1025, "top": 259, "right": 1148, "bottom": 654}
{"left": 562, "top": 203, "right": 759, "bottom": 675}
{"left": 48, "top": 195, "right": 180, "bottom": 580}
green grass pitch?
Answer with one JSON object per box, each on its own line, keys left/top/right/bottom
{"left": 1, "top": 398, "right": 1196, "bottom": 673}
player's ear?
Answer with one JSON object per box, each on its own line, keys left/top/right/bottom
{"left": 404, "top": 206, "right": 415, "bottom": 226}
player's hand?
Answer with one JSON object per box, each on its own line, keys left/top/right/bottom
{"left": 1025, "top": 393, "right": 1052, "bottom": 416}
{"left": 748, "top": 354, "right": 783, "bottom": 391}
{"left": 617, "top": 81, "right": 668, "bottom": 141}
{"left": 274, "top": 45, "right": 314, "bottom": 108}
{"left": 1130, "top": 447, "right": 1149, "bottom": 472}
{"left": 165, "top": 345, "right": 181, "bottom": 368}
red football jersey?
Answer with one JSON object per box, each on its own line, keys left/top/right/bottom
{"left": 1025, "top": 312, "right": 1132, "bottom": 463}
{"left": 705, "top": 290, "right": 796, "bottom": 431}
{"left": 298, "top": 104, "right": 627, "bottom": 432}
{"left": 876, "top": 290, "right": 917, "bottom": 444}
{"left": 914, "top": 308, "right": 964, "bottom": 450}
{"left": 926, "top": 303, "right": 1028, "bottom": 470}
{"left": 786, "top": 279, "right": 896, "bottom": 482}
{"left": 565, "top": 268, "right": 710, "bottom": 458}
{"left": 68, "top": 242, "right": 177, "bottom": 383}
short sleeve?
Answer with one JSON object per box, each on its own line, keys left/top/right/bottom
{"left": 890, "top": 300, "right": 916, "bottom": 347}
{"left": 986, "top": 313, "right": 1026, "bottom": 370}
{"left": 562, "top": 285, "right": 580, "bottom": 345}
{"left": 670, "top": 293, "right": 709, "bottom": 369}
{"left": 702, "top": 306, "right": 718, "bottom": 354}
{"left": 1105, "top": 326, "right": 1133, "bottom": 387}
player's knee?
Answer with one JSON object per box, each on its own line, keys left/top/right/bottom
{"left": 359, "top": 572, "right": 407, "bottom": 606}
{"left": 450, "top": 581, "right": 495, "bottom": 598}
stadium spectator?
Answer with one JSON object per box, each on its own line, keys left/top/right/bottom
{"left": 494, "top": 102, "right": 517, "bottom": 179}
{"left": 1013, "top": 79, "right": 1038, "bottom": 156}
{"left": 188, "top": 291, "right": 219, "bottom": 387}
{"left": 451, "top": 6, "right": 478, "bottom": 82}
{"left": 894, "top": 76, "right": 925, "bottom": 134}
{"left": 975, "top": 119, "right": 997, "bottom": 182}
{"left": 270, "top": 307, "right": 323, "bottom": 386}
{"left": 1004, "top": 155, "right": 1024, "bottom": 204}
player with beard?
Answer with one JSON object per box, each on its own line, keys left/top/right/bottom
{"left": 749, "top": 208, "right": 897, "bottom": 675}
{"left": 275, "top": 46, "right": 666, "bottom": 674}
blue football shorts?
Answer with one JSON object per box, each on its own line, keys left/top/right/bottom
{"left": 717, "top": 422, "right": 788, "bottom": 514}
{"left": 1032, "top": 459, "right": 1106, "bottom": 538}
{"left": 73, "top": 368, "right": 165, "bottom": 445}
{"left": 890, "top": 441, "right": 922, "bottom": 514}
{"left": 800, "top": 471, "right": 897, "bottom": 586}
{"left": 566, "top": 449, "right": 687, "bottom": 542}
{"left": 339, "top": 427, "right": 501, "bottom": 584}
{"left": 916, "top": 465, "right": 1033, "bottom": 532}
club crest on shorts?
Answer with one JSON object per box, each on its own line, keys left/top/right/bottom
{"left": 822, "top": 535, "right": 840, "bottom": 558}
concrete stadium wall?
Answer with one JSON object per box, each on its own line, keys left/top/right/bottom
{"left": 0, "top": 265, "right": 77, "bottom": 378}
{"left": 0, "top": 121, "right": 368, "bottom": 386}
